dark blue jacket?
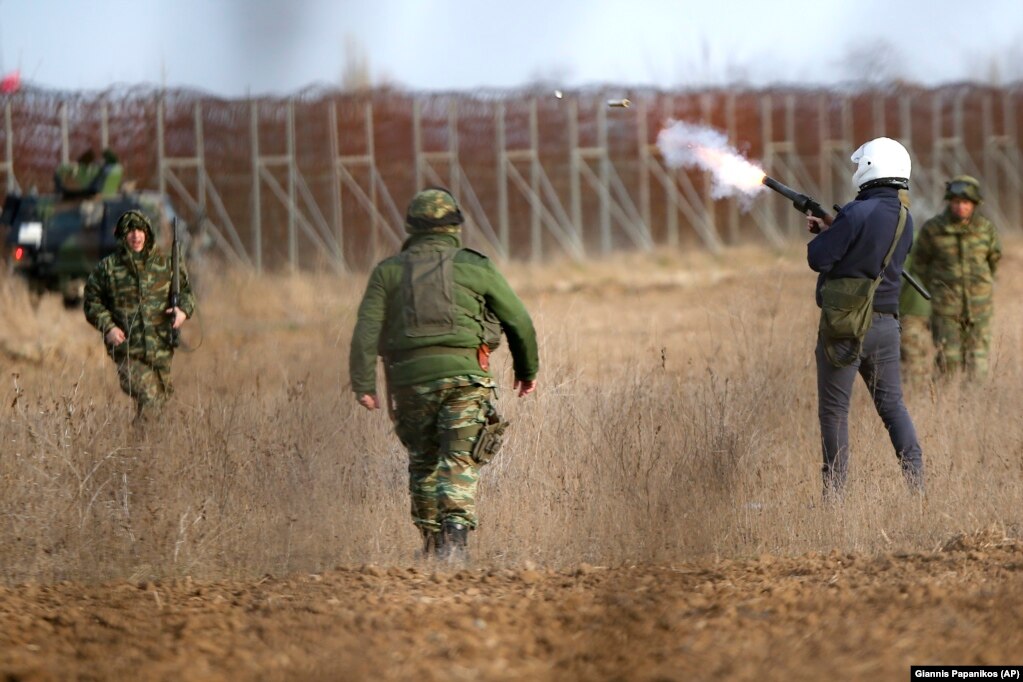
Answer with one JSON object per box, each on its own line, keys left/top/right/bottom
{"left": 807, "top": 185, "right": 913, "bottom": 314}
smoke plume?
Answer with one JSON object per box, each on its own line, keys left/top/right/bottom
{"left": 656, "top": 120, "right": 766, "bottom": 205}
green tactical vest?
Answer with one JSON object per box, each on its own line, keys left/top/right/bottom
{"left": 398, "top": 241, "right": 502, "bottom": 349}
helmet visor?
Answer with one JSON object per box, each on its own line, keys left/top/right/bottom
{"left": 946, "top": 180, "right": 978, "bottom": 200}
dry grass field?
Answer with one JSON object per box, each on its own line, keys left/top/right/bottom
{"left": 1, "top": 238, "right": 1022, "bottom": 680}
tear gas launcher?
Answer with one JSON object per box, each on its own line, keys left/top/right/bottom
{"left": 761, "top": 175, "right": 931, "bottom": 300}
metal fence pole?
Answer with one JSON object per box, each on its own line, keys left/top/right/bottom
{"left": 528, "top": 97, "right": 541, "bottom": 261}
{"left": 250, "top": 100, "right": 262, "bottom": 272}
{"left": 195, "top": 102, "right": 206, "bottom": 215}
{"left": 568, "top": 97, "right": 582, "bottom": 253}
{"left": 101, "top": 100, "right": 109, "bottom": 151}
{"left": 4, "top": 99, "right": 16, "bottom": 193}
{"left": 157, "top": 95, "right": 166, "bottom": 198}
{"left": 726, "top": 92, "right": 739, "bottom": 244}
{"left": 60, "top": 102, "right": 69, "bottom": 165}
{"left": 328, "top": 99, "right": 344, "bottom": 270}
{"left": 286, "top": 100, "right": 297, "bottom": 271}
{"left": 495, "top": 100, "right": 508, "bottom": 256}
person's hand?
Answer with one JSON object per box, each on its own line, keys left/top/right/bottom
{"left": 357, "top": 394, "right": 380, "bottom": 410}
{"left": 104, "top": 327, "right": 126, "bottom": 346}
{"left": 806, "top": 210, "right": 827, "bottom": 234}
{"left": 165, "top": 306, "right": 187, "bottom": 329}
{"left": 514, "top": 379, "right": 537, "bottom": 397}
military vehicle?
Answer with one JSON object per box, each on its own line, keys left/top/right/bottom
{"left": 2, "top": 149, "right": 181, "bottom": 306}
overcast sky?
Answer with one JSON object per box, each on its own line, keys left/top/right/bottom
{"left": 2, "top": 0, "right": 1022, "bottom": 96}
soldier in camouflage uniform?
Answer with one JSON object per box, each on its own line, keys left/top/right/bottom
{"left": 349, "top": 188, "right": 539, "bottom": 561}
{"left": 84, "top": 210, "right": 196, "bottom": 420}
{"left": 912, "top": 176, "right": 1001, "bottom": 379}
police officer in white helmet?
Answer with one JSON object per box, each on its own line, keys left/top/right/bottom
{"left": 805, "top": 137, "right": 924, "bottom": 498}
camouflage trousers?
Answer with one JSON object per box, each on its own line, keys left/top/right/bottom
{"left": 116, "top": 357, "right": 173, "bottom": 420}
{"left": 391, "top": 375, "right": 495, "bottom": 532}
{"left": 931, "top": 314, "right": 992, "bottom": 379}
{"left": 899, "top": 314, "right": 934, "bottom": 383}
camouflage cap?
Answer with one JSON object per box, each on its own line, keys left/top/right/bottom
{"left": 115, "top": 209, "right": 154, "bottom": 239}
{"left": 945, "top": 175, "right": 983, "bottom": 203}
{"left": 405, "top": 188, "right": 464, "bottom": 234}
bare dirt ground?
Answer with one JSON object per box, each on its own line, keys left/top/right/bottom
{"left": 2, "top": 533, "right": 1021, "bottom": 681}
{"left": 4, "top": 243, "right": 1023, "bottom": 680}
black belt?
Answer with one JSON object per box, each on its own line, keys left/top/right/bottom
{"left": 389, "top": 346, "right": 477, "bottom": 362}
{"left": 872, "top": 311, "right": 898, "bottom": 319}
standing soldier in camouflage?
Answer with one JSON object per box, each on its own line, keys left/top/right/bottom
{"left": 84, "top": 210, "right": 195, "bottom": 421}
{"left": 349, "top": 188, "right": 539, "bottom": 561}
{"left": 912, "top": 176, "right": 1001, "bottom": 379}
{"left": 899, "top": 229, "right": 933, "bottom": 382}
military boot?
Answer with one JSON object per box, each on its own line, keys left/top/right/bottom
{"left": 438, "top": 520, "right": 469, "bottom": 563}
{"left": 417, "top": 527, "right": 442, "bottom": 560}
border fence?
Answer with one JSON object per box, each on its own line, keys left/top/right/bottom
{"left": 1, "top": 84, "right": 1020, "bottom": 271}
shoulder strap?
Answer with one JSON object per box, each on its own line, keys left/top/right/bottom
{"left": 460, "top": 247, "right": 490, "bottom": 260}
{"left": 876, "top": 204, "right": 908, "bottom": 282}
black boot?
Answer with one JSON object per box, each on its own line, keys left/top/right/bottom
{"left": 438, "top": 520, "right": 469, "bottom": 563}
{"left": 418, "top": 528, "right": 441, "bottom": 559}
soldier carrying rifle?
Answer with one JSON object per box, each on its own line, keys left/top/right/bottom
{"left": 84, "top": 210, "right": 195, "bottom": 422}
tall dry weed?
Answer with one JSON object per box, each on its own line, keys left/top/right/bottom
{"left": 1, "top": 240, "right": 1021, "bottom": 582}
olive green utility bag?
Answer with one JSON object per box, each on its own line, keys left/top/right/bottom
{"left": 471, "top": 411, "right": 510, "bottom": 465}
{"left": 818, "top": 277, "right": 880, "bottom": 367}
{"left": 818, "top": 204, "right": 907, "bottom": 368}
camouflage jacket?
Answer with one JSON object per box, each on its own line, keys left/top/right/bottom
{"left": 83, "top": 241, "right": 195, "bottom": 364}
{"left": 349, "top": 233, "right": 538, "bottom": 395}
{"left": 913, "top": 209, "right": 1001, "bottom": 319}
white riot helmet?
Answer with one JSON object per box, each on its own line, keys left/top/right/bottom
{"left": 850, "top": 137, "right": 911, "bottom": 191}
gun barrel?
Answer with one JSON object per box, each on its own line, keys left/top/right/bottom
{"left": 762, "top": 175, "right": 799, "bottom": 202}
{"left": 765, "top": 174, "right": 933, "bottom": 300}
{"left": 762, "top": 175, "right": 829, "bottom": 221}
{"left": 902, "top": 270, "right": 931, "bottom": 300}
{"left": 171, "top": 218, "right": 180, "bottom": 299}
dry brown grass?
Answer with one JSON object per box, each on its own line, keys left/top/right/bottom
{"left": 1, "top": 238, "right": 1021, "bottom": 583}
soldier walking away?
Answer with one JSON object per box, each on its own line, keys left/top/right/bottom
{"left": 349, "top": 188, "right": 539, "bottom": 562}
{"left": 805, "top": 138, "right": 924, "bottom": 498}
{"left": 912, "top": 175, "right": 1001, "bottom": 380}
{"left": 84, "top": 210, "right": 195, "bottom": 422}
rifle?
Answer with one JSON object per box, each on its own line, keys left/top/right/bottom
{"left": 762, "top": 175, "right": 931, "bottom": 300}
{"left": 169, "top": 217, "right": 181, "bottom": 348}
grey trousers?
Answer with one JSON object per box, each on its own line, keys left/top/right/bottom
{"left": 815, "top": 313, "right": 924, "bottom": 494}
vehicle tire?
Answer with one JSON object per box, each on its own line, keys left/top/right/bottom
{"left": 62, "top": 278, "right": 85, "bottom": 308}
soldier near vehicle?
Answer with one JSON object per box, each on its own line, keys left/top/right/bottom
{"left": 349, "top": 187, "right": 539, "bottom": 561}
{"left": 911, "top": 175, "right": 1001, "bottom": 379}
{"left": 3, "top": 149, "right": 182, "bottom": 307}
{"left": 805, "top": 137, "right": 924, "bottom": 497}
{"left": 84, "top": 210, "right": 195, "bottom": 421}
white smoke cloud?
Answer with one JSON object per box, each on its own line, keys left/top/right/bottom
{"left": 656, "top": 120, "right": 767, "bottom": 205}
